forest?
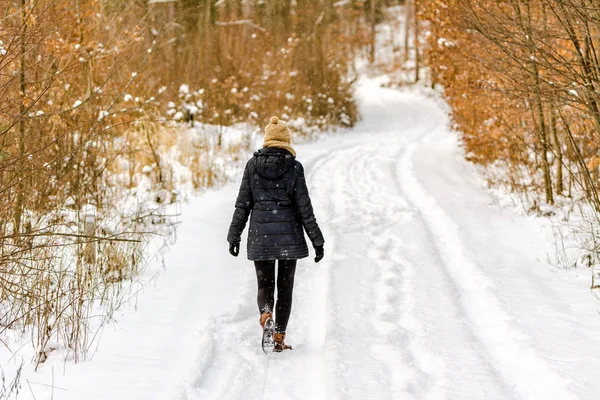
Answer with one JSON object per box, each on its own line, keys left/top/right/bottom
{"left": 420, "top": 1, "right": 600, "bottom": 253}
{"left": 1, "top": 0, "right": 600, "bottom": 393}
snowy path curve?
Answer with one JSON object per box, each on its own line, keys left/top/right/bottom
{"left": 27, "top": 79, "right": 600, "bottom": 400}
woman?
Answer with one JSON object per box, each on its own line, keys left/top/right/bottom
{"left": 227, "top": 116, "right": 325, "bottom": 353}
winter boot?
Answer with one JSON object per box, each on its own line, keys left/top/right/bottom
{"left": 260, "top": 312, "right": 273, "bottom": 329}
{"left": 261, "top": 312, "right": 275, "bottom": 354}
{"left": 274, "top": 332, "right": 293, "bottom": 352}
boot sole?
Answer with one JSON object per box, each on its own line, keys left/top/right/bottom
{"left": 262, "top": 318, "right": 275, "bottom": 355}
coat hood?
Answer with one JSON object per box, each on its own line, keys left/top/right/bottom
{"left": 253, "top": 148, "right": 296, "bottom": 179}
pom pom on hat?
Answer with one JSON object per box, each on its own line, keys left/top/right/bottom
{"left": 270, "top": 116, "right": 279, "bottom": 125}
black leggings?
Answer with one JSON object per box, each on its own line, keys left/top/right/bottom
{"left": 254, "top": 260, "right": 297, "bottom": 334}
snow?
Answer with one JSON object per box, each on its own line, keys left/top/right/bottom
{"left": 9, "top": 78, "right": 600, "bottom": 400}
{"left": 437, "top": 37, "right": 455, "bottom": 48}
{"left": 185, "top": 104, "right": 199, "bottom": 115}
{"left": 80, "top": 204, "right": 96, "bottom": 222}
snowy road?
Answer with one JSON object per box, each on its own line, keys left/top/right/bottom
{"left": 28, "top": 79, "right": 600, "bottom": 400}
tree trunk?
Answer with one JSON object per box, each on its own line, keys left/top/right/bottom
{"left": 14, "top": 0, "right": 27, "bottom": 238}
{"left": 550, "top": 108, "right": 563, "bottom": 195}
{"left": 370, "top": 0, "right": 376, "bottom": 64}
{"left": 205, "top": 0, "right": 214, "bottom": 73}
{"left": 290, "top": 0, "right": 298, "bottom": 31}
{"left": 414, "top": 0, "right": 420, "bottom": 82}
{"left": 535, "top": 101, "right": 554, "bottom": 204}
{"left": 404, "top": 0, "right": 411, "bottom": 64}
{"left": 168, "top": 1, "right": 176, "bottom": 84}
{"left": 522, "top": 0, "right": 552, "bottom": 204}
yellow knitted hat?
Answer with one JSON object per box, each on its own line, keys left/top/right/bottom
{"left": 263, "top": 116, "right": 296, "bottom": 157}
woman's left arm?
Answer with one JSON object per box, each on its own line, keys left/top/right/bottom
{"left": 227, "top": 161, "right": 254, "bottom": 245}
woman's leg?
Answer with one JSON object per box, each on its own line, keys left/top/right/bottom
{"left": 275, "top": 259, "right": 297, "bottom": 333}
{"left": 254, "top": 260, "right": 276, "bottom": 314}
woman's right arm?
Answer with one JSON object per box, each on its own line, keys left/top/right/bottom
{"left": 227, "top": 161, "right": 253, "bottom": 244}
{"left": 293, "top": 162, "right": 325, "bottom": 248}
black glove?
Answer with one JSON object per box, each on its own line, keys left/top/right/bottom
{"left": 229, "top": 242, "right": 240, "bottom": 257}
{"left": 314, "top": 246, "right": 324, "bottom": 263}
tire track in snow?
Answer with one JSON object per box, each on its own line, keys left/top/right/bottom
{"left": 389, "top": 142, "right": 512, "bottom": 400}
{"left": 309, "top": 143, "right": 392, "bottom": 399}
{"left": 307, "top": 139, "right": 442, "bottom": 399}
{"left": 396, "top": 138, "right": 579, "bottom": 400}
{"left": 348, "top": 141, "right": 444, "bottom": 400}
{"left": 177, "top": 265, "right": 270, "bottom": 400}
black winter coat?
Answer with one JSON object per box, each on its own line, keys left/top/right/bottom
{"left": 227, "top": 147, "right": 324, "bottom": 261}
